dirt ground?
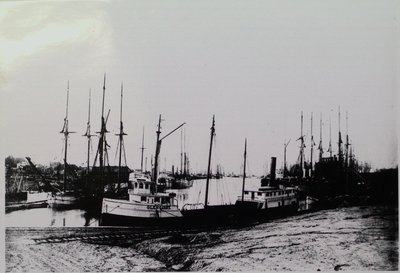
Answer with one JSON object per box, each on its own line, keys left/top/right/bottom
{"left": 5, "top": 206, "right": 398, "bottom": 272}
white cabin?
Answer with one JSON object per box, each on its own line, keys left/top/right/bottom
{"left": 239, "top": 186, "right": 298, "bottom": 209}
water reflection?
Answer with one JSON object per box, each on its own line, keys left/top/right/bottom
{"left": 5, "top": 207, "right": 99, "bottom": 227}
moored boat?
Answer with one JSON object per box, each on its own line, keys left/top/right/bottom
{"left": 100, "top": 115, "right": 186, "bottom": 226}
{"left": 100, "top": 172, "right": 183, "bottom": 226}
{"left": 235, "top": 155, "right": 299, "bottom": 221}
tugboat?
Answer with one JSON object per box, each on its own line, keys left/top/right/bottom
{"left": 235, "top": 155, "right": 299, "bottom": 221}
{"left": 100, "top": 115, "right": 185, "bottom": 226}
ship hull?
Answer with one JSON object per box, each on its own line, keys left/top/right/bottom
{"left": 100, "top": 212, "right": 183, "bottom": 227}
{"left": 235, "top": 201, "right": 299, "bottom": 222}
{"left": 100, "top": 198, "right": 183, "bottom": 227}
{"left": 180, "top": 205, "right": 237, "bottom": 226}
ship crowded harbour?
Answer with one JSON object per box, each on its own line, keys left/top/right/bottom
{"left": 5, "top": 75, "right": 397, "bottom": 222}
{"left": 4, "top": 71, "right": 398, "bottom": 271}
{"left": 3, "top": 1, "right": 398, "bottom": 271}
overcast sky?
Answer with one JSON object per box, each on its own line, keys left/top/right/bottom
{"left": 0, "top": 0, "right": 397, "bottom": 175}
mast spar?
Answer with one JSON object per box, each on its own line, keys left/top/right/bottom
{"left": 345, "top": 111, "right": 350, "bottom": 168}
{"left": 184, "top": 127, "right": 187, "bottom": 177}
{"left": 60, "top": 81, "right": 75, "bottom": 192}
{"left": 296, "top": 111, "right": 305, "bottom": 178}
{"left": 318, "top": 113, "right": 323, "bottom": 162}
{"left": 140, "top": 126, "right": 146, "bottom": 172}
{"left": 241, "top": 138, "right": 247, "bottom": 201}
{"left": 283, "top": 138, "right": 291, "bottom": 178}
{"left": 204, "top": 115, "right": 215, "bottom": 208}
{"left": 115, "top": 82, "right": 127, "bottom": 192}
{"left": 310, "top": 112, "right": 315, "bottom": 177}
{"left": 180, "top": 127, "right": 183, "bottom": 175}
{"left": 93, "top": 74, "right": 110, "bottom": 192}
{"left": 83, "top": 89, "right": 93, "bottom": 184}
{"left": 152, "top": 115, "right": 185, "bottom": 193}
{"left": 338, "top": 106, "right": 343, "bottom": 164}
{"left": 328, "top": 115, "right": 333, "bottom": 158}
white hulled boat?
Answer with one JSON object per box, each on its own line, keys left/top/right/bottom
{"left": 100, "top": 115, "right": 186, "bottom": 226}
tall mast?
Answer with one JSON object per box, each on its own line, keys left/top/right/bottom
{"left": 83, "top": 89, "right": 93, "bottom": 183}
{"left": 318, "top": 113, "right": 323, "bottom": 162}
{"left": 97, "top": 74, "right": 107, "bottom": 169}
{"left": 60, "top": 81, "right": 74, "bottom": 192}
{"left": 140, "top": 126, "right": 146, "bottom": 172}
{"left": 298, "top": 111, "right": 305, "bottom": 178}
{"left": 116, "top": 83, "right": 127, "bottom": 192}
{"left": 345, "top": 111, "right": 349, "bottom": 168}
{"left": 310, "top": 112, "right": 314, "bottom": 176}
{"left": 338, "top": 106, "right": 343, "bottom": 163}
{"left": 152, "top": 115, "right": 185, "bottom": 193}
{"left": 328, "top": 116, "right": 333, "bottom": 158}
{"left": 183, "top": 127, "right": 187, "bottom": 177}
{"left": 284, "top": 139, "right": 291, "bottom": 178}
{"left": 204, "top": 115, "right": 215, "bottom": 208}
{"left": 153, "top": 115, "right": 162, "bottom": 192}
{"left": 93, "top": 74, "right": 109, "bottom": 192}
{"left": 180, "top": 127, "right": 183, "bottom": 175}
{"left": 241, "top": 138, "right": 247, "bottom": 201}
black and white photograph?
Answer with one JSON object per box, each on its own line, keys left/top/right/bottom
{"left": 1, "top": 0, "right": 398, "bottom": 272}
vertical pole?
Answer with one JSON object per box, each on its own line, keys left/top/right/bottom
{"left": 63, "top": 81, "right": 70, "bottom": 192}
{"left": 204, "top": 115, "right": 215, "bottom": 208}
{"left": 140, "top": 126, "right": 145, "bottom": 172}
{"left": 86, "top": 89, "right": 91, "bottom": 186}
{"left": 329, "top": 116, "right": 332, "bottom": 158}
{"left": 284, "top": 140, "right": 287, "bottom": 178}
{"left": 99, "top": 74, "right": 106, "bottom": 174}
{"left": 180, "top": 128, "right": 183, "bottom": 175}
{"left": 153, "top": 115, "right": 162, "bottom": 193}
{"left": 310, "top": 112, "right": 314, "bottom": 177}
{"left": 345, "top": 111, "right": 349, "bottom": 168}
{"left": 318, "top": 113, "right": 323, "bottom": 162}
{"left": 338, "top": 106, "right": 343, "bottom": 164}
{"left": 300, "top": 111, "right": 304, "bottom": 178}
{"left": 241, "top": 138, "right": 247, "bottom": 201}
{"left": 117, "top": 83, "right": 123, "bottom": 192}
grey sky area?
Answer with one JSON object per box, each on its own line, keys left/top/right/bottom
{"left": 0, "top": 0, "right": 397, "bottom": 175}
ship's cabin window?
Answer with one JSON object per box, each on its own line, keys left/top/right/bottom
{"left": 141, "top": 196, "right": 146, "bottom": 202}
{"left": 139, "top": 183, "right": 144, "bottom": 189}
{"left": 145, "top": 183, "right": 149, "bottom": 189}
{"left": 257, "top": 192, "right": 262, "bottom": 196}
{"left": 134, "top": 182, "right": 138, "bottom": 188}
{"left": 244, "top": 191, "right": 249, "bottom": 195}
{"left": 154, "top": 197, "right": 160, "bottom": 203}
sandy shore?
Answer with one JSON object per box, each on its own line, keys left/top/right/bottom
{"left": 5, "top": 206, "right": 398, "bottom": 272}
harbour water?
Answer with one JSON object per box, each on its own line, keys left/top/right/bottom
{"left": 5, "top": 177, "right": 398, "bottom": 271}
{"left": 5, "top": 177, "right": 260, "bottom": 227}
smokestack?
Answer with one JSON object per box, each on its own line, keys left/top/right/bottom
{"left": 270, "top": 157, "right": 276, "bottom": 182}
